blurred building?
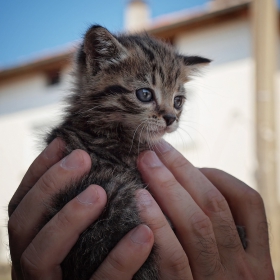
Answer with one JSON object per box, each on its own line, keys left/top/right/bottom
{"left": 0, "top": 0, "right": 279, "bottom": 276}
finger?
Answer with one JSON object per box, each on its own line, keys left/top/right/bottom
{"left": 154, "top": 142, "right": 245, "bottom": 253}
{"left": 92, "top": 224, "right": 154, "bottom": 280}
{"left": 136, "top": 189, "right": 193, "bottom": 280}
{"left": 8, "top": 138, "right": 65, "bottom": 216}
{"left": 8, "top": 149, "right": 91, "bottom": 279}
{"left": 199, "top": 168, "right": 270, "bottom": 258}
{"left": 138, "top": 153, "right": 222, "bottom": 279}
{"left": 20, "top": 185, "right": 107, "bottom": 280}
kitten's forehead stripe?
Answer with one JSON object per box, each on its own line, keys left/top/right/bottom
{"left": 134, "top": 39, "right": 155, "bottom": 62}
{"left": 175, "top": 69, "right": 181, "bottom": 81}
{"left": 152, "top": 72, "right": 156, "bottom": 86}
{"left": 154, "top": 90, "right": 162, "bottom": 105}
{"left": 158, "top": 66, "right": 164, "bottom": 84}
{"left": 130, "top": 36, "right": 179, "bottom": 89}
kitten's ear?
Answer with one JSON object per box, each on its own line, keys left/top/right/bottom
{"left": 83, "top": 25, "right": 127, "bottom": 73}
{"left": 180, "top": 55, "right": 211, "bottom": 77}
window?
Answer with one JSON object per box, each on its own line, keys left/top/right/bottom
{"left": 46, "top": 69, "right": 61, "bottom": 86}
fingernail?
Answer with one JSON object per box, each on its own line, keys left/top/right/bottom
{"left": 156, "top": 140, "right": 172, "bottom": 153}
{"left": 137, "top": 190, "right": 153, "bottom": 208}
{"left": 77, "top": 185, "right": 99, "bottom": 204}
{"left": 140, "top": 151, "right": 162, "bottom": 167}
{"left": 44, "top": 138, "right": 60, "bottom": 159}
{"left": 61, "top": 150, "right": 84, "bottom": 169}
{"left": 130, "top": 225, "right": 151, "bottom": 244}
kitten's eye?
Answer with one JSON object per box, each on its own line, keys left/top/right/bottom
{"left": 174, "top": 96, "right": 184, "bottom": 109}
{"left": 136, "top": 88, "right": 153, "bottom": 102}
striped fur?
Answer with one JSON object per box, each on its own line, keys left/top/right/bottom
{"left": 45, "top": 25, "right": 210, "bottom": 280}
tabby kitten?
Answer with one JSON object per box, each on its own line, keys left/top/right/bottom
{"left": 46, "top": 25, "right": 210, "bottom": 280}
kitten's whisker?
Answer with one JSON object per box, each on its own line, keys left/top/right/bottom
{"left": 146, "top": 123, "right": 153, "bottom": 151}
{"left": 179, "top": 125, "right": 209, "bottom": 150}
{"left": 177, "top": 127, "right": 199, "bottom": 157}
{"left": 129, "top": 120, "right": 148, "bottom": 154}
{"left": 176, "top": 129, "right": 188, "bottom": 150}
{"left": 148, "top": 121, "right": 156, "bottom": 152}
{"left": 138, "top": 120, "right": 148, "bottom": 156}
{"left": 145, "top": 125, "right": 150, "bottom": 150}
{"left": 176, "top": 127, "right": 201, "bottom": 165}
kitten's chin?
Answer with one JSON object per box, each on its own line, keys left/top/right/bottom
{"left": 142, "top": 128, "right": 166, "bottom": 143}
{"left": 153, "top": 124, "right": 176, "bottom": 134}
{"left": 141, "top": 124, "right": 178, "bottom": 144}
{"left": 166, "top": 125, "right": 177, "bottom": 134}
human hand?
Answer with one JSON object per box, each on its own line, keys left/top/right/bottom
{"left": 8, "top": 138, "right": 274, "bottom": 279}
{"left": 8, "top": 138, "right": 154, "bottom": 280}
{"left": 137, "top": 140, "right": 274, "bottom": 279}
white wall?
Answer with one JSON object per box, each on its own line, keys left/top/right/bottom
{"left": 170, "top": 17, "right": 256, "bottom": 187}
{"left": 175, "top": 59, "right": 256, "bottom": 187}
{"left": 0, "top": 104, "right": 63, "bottom": 262}
{"left": 0, "top": 68, "right": 70, "bottom": 263}
{"left": 0, "top": 67, "right": 71, "bottom": 115}
{"left": 175, "top": 17, "right": 251, "bottom": 65}
{"left": 276, "top": 71, "right": 280, "bottom": 202}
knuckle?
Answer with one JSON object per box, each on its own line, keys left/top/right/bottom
{"left": 190, "top": 230, "right": 222, "bottom": 277}
{"left": 206, "top": 168, "right": 223, "bottom": 174}
{"left": 137, "top": 193, "right": 169, "bottom": 232}
{"left": 21, "top": 244, "right": 43, "bottom": 277}
{"left": 161, "top": 177, "right": 182, "bottom": 198}
{"left": 189, "top": 213, "right": 223, "bottom": 269}
{"left": 203, "top": 189, "right": 229, "bottom": 214}
{"left": 171, "top": 156, "right": 189, "bottom": 171}
{"left": 148, "top": 215, "right": 167, "bottom": 232}
{"left": 199, "top": 167, "right": 218, "bottom": 176}
{"left": 203, "top": 189, "right": 241, "bottom": 250}
{"left": 205, "top": 168, "right": 226, "bottom": 176}
{"left": 8, "top": 200, "right": 18, "bottom": 217}
{"left": 256, "top": 221, "right": 269, "bottom": 246}
{"left": 201, "top": 255, "right": 223, "bottom": 277}
{"left": 8, "top": 211, "right": 25, "bottom": 239}
{"left": 234, "top": 260, "right": 257, "bottom": 279}
{"left": 168, "top": 250, "right": 190, "bottom": 276}
{"left": 162, "top": 177, "right": 178, "bottom": 191}
{"left": 55, "top": 210, "right": 73, "bottom": 232}
{"left": 39, "top": 172, "right": 57, "bottom": 195}
{"left": 219, "top": 224, "right": 242, "bottom": 250}
{"left": 28, "top": 164, "right": 40, "bottom": 184}
{"left": 190, "top": 212, "right": 213, "bottom": 236}
{"left": 245, "top": 187, "right": 264, "bottom": 207}
{"left": 106, "top": 251, "right": 126, "bottom": 274}
{"left": 21, "top": 254, "right": 36, "bottom": 273}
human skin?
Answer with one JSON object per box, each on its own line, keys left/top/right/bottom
{"left": 8, "top": 138, "right": 274, "bottom": 279}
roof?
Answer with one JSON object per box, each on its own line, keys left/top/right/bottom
{"left": 0, "top": 1, "right": 252, "bottom": 83}
{"left": 0, "top": 47, "right": 75, "bottom": 83}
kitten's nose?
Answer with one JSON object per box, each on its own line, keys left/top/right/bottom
{"left": 163, "top": 114, "right": 176, "bottom": 126}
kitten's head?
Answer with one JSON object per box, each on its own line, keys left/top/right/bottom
{"left": 69, "top": 25, "right": 210, "bottom": 144}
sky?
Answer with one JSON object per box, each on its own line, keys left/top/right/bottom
{"left": 0, "top": 0, "right": 208, "bottom": 69}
